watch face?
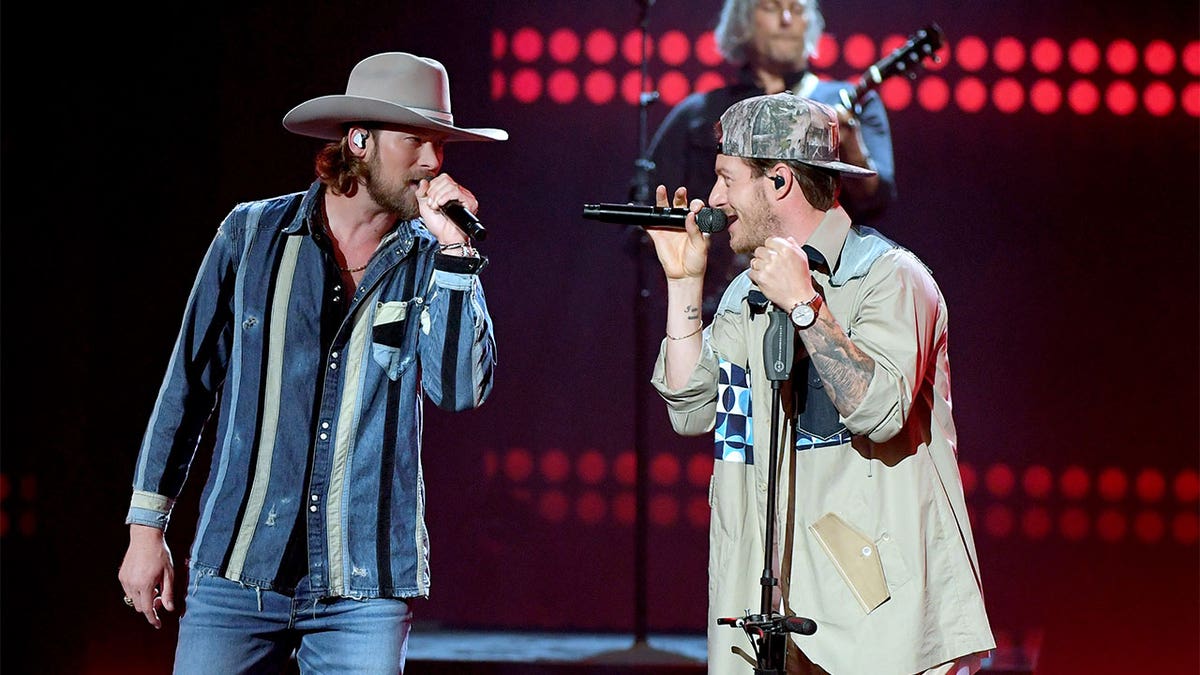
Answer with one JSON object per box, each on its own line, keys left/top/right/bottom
{"left": 790, "top": 303, "right": 816, "bottom": 328}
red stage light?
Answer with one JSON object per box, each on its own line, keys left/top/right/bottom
{"left": 1185, "top": 83, "right": 1200, "bottom": 116}
{"left": 613, "top": 491, "right": 636, "bottom": 525}
{"left": 585, "top": 29, "right": 618, "bottom": 64}
{"left": 993, "top": 36, "right": 1026, "bottom": 72}
{"left": 482, "top": 450, "right": 498, "bottom": 478}
{"left": 812, "top": 34, "right": 838, "bottom": 69}
{"left": 956, "top": 36, "right": 988, "bottom": 72}
{"left": 650, "top": 453, "right": 681, "bottom": 486}
{"left": 687, "top": 455, "right": 713, "bottom": 487}
{"left": 650, "top": 494, "right": 680, "bottom": 526}
{"left": 1097, "top": 467, "right": 1129, "bottom": 501}
{"left": 992, "top": 77, "right": 1025, "bottom": 113}
{"left": 512, "top": 27, "right": 544, "bottom": 63}
{"left": 511, "top": 68, "right": 543, "bottom": 103}
{"left": 880, "top": 34, "right": 907, "bottom": 60}
{"left": 1031, "top": 38, "right": 1063, "bottom": 73}
{"left": 1060, "top": 465, "right": 1091, "bottom": 499}
{"left": 985, "top": 464, "right": 1016, "bottom": 497}
{"left": 1143, "top": 39, "right": 1176, "bottom": 75}
{"left": 1067, "top": 80, "right": 1100, "bottom": 115}
{"left": 1105, "top": 38, "right": 1138, "bottom": 75}
{"left": 917, "top": 77, "right": 950, "bottom": 112}
{"left": 492, "top": 29, "right": 507, "bottom": 61}
{"left": 1184, "top": 40, "right": 1200, "bottom": 75}
{"left": 583, "top": 69, "right": 616, "bottom": 104}
{"left": 695, "top": 71, "right": 728, "bottom": 93}
{"left": 1022, "top": 465, "right": 1054, "bottom": 498}
{"left": 879, "top": 77, "right": 912, "bottom": 111}
{"left": 540, "top": 448, "right": 570, "bottom": 483}
{"left": 577, "top": 449, "right": 607, "bottom": 484}
{"left": 1068, "top": 38, "right": 1101, "bottom": 74}
{"left": 659, "top": 30, "right": 691, "bottom": 66}
{"left": 960, "top": 462, "right": 977, "bottom": 495}
{"left": 1030, "top": 79, "right": 1063, "bottom": 114}
{"left": 491, "top": 70, "right": 506, "bottom": 102}
{"left": 504, "top": 447, "right": 534, "bottom": 482}
{"left": 696, "top": 31, "right": 724, "bottom": 66}
{"left": 1135, "top": 469, "right": 1167, "bottom": 503}
{"left": 1174, "top": 468, "right": 1199, "bottom": 502}
{"left": 1105, "top": 81, "right": 1138, "bottom": 115}
{"left": 548, "top": 28, "right": 581, "bottom": 63}
{"left": 955, "top": 77, "right": 988, "bottom": 113}
{"left": 547, "top": 69, "right": 579, "bottom": 104}
{"left": 687, "top": 496, "right": 710, "bottom": 528}
{"left": 621, "top": 71, "right": 645, "bottom": 105}
{"left": 843, "top": 33, "right": 876, "bottom": 70}
{"left": 1172, "top": 511, "right": 1198, "bottom": 544}
{"left": 658, "top": 70, "right": 691, "bottom": 106}
{"left": 1142, "top": 82, "right": 1175, "bottom": 116}
{"left": 614, "top": 451, "right": 637, "bottom": 486}
{"left": 622, "top": 29, "right": 652, "bottom": 65}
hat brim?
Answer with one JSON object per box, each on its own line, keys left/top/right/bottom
{"left": 797, "top": 158, "right": 877, "bottom": 177}
{"left": 282, "top": 95, "right": 508, "bottom": 143}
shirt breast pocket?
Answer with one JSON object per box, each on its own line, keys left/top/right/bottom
{"left": 371, "top": 299, "right": 420, "bottom": 380}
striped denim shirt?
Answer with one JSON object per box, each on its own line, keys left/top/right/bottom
{"left": 126, "top": 180, "right": 496, "bottom": 599}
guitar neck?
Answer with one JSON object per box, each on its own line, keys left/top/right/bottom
{"left": 838, "top": 23, "right": 945, "bottom": 113}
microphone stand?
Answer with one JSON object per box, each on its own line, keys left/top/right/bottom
{"left": 716, "top": 301, "right": 818, "bottom": 673}
{"left": 589, "top": 0, "right": 693, "bottom": 666}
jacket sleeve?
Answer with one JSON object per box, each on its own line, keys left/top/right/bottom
{"left": 127, "top": 217, "right": 239, "bottom": 531}
{"left": 649, "top": 331, "right": 720, "bottom": 436}
{"left": 846, "top": 89, "right": 897, "bottom": 219}
{"left": 418, "top": 254, "right": 497, "bottom": 412}
{"left": 839, "top": 249, "right": 943, "bottom": 443}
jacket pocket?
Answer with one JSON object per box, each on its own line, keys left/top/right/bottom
{"left": 371, "top": 300, "right": 417, "bottom": 380}
{"left": 808, "top": 512, "right": 892, "bottom": 615}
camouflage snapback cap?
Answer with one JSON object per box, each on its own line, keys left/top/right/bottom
{"left": 717, "top": 93, "right": 877, "bottom": 177}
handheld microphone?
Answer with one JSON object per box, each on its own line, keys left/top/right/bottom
{"left": 441, "top": 201, "right": 487, "bottom": 241}
{"left": 582, "top": 203, "right": 728, "bottom": 233}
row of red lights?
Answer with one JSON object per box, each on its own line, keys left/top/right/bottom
{"left": 486, "top": 450, "right": 1200, "bottom": 503}
{"left": 489, "top": 29, "right": 1199, "bottom": 116}
{"left": 493, "top": 28, "right": 1200, "bottom": 78}
{"left": 504, "top": 485, "right": 1199, "bottom": 544}
{"left": 491, "top": 67, "right": 1198, "bottom": 116}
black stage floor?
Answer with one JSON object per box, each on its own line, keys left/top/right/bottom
{"left": 404, "top": 630, "right": 1035, "bottom": 675}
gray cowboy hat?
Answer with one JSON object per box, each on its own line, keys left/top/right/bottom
{"left": 283, "top": 52, "right": 508, "bottom": 143}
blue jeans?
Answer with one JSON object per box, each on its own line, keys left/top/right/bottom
{"left": 174, "top": 570, "right": 414, "bottom": 674}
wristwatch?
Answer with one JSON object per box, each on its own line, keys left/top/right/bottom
{"left": 789, "top": 292, "right": 824, "bottom": 329}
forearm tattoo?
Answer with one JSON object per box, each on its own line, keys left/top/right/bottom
{"left": 801, "top": 316, "right": 875, "bottom": 416}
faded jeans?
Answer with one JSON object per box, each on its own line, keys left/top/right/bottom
{"left": 174, "top": 570, "right": 413, "bottom": 674}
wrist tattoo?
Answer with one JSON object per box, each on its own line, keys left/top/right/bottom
{"left": 685, "top": 304, "right": 700, "bottom": 321}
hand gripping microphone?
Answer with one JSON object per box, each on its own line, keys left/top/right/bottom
{"left": 441, "top": 201, "right": 487, "bottom": 241}
{"left": 582, "top": 203, "right": 728, "bottom": 233}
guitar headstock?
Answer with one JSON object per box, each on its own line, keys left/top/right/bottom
{"left": 842, "top": 22, "right": 947, "bottom": 113}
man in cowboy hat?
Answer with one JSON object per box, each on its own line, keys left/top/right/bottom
{"left": 644, "top": 92, "right": 994, "bottom": 674}
{"left": 117, "top": 52, "right": 505, "bottom": 673}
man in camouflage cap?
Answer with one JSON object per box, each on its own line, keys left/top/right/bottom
{"left": 644, "top": 91, "right": 996, "bottom": 674}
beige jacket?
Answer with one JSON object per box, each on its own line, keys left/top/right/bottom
{"left": 651, "top": 208, "right": 995, "bottom": 674}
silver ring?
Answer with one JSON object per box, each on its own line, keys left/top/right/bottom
{"left": 123, "top": 595, "right": 134, "bottom": 607}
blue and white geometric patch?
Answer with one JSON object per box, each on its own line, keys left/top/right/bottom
{"left": 714, "top": 359, "right": 754, "bottom": 464}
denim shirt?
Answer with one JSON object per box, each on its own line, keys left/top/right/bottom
{"left": 126, "top": 180, "right": 497, "bottom": 600}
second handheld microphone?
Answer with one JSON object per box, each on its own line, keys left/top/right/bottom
{"left": 582, "top": 203, "right": 728, "bottom": 233}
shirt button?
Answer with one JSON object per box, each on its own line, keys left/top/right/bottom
{"left": 319, "top": 433, "right": 328, "bottom": 440}
{"left": 310, "top": 494, "right": 320, "bottom": 502}
{"left": 330, "top": 362, "right": 338, "bottom": 370}
{"left": 331, "top": 352, "right": 339, "bottom": 359}
{"left": 861, "top": 546, "right": 873, "bottom": 557}
{"left": 309, "top": 505, "right": 318, "bottom": 513}
{"left": 881, "top": 532, "right": 891, "bottom": 542}
{"left": 321, "top": 422, "right": 330, "bottom": 429}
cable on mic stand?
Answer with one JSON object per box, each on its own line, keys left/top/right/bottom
{"left": 718, "top": 291, "right": 818, "bottom": 674}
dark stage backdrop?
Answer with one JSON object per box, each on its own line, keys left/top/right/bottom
{"left": 2, "top": 1, "right": 1196, "bottom": 673}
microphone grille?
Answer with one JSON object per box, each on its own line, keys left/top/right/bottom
{"left": 695, "top": 208, "right": 728, "bottom": 233}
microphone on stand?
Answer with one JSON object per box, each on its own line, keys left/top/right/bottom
{"left": 582, "top": 203, "right": 728, "bottom": 233}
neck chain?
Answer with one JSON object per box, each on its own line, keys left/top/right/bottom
{"left": 340, "top": 261, "right": 369, "bottom": 273}
{"left": 318, "top": 196, "right": 370, "bottom": 273}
